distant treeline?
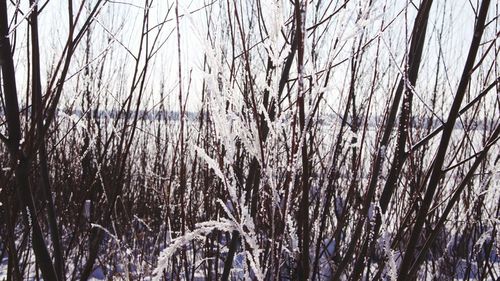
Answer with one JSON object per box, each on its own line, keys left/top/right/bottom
{"left": 47, "top": 109, "right": 497, "bottom": 130}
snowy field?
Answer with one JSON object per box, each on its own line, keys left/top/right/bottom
{"left": 0, "top": 0, "right": 499, "bottom": 280}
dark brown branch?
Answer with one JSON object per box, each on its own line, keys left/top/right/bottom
{"left": 397, "top": 0, "right": 492, "bottom": 278}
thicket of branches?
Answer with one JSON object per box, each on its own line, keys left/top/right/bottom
{"left": 0, "top": 0, "right": 499, "bottom": 280}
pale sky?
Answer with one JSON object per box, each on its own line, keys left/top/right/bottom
{"left": 6, "top": 0, "right": 497, "bottom": 116}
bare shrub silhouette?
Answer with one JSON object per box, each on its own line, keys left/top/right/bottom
{"left": 0, "top": 0, "right": 498, "bottom": 280}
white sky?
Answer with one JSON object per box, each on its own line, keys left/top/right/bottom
{"left": 6, "top": 0, "right": 498, "bottom": 116}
